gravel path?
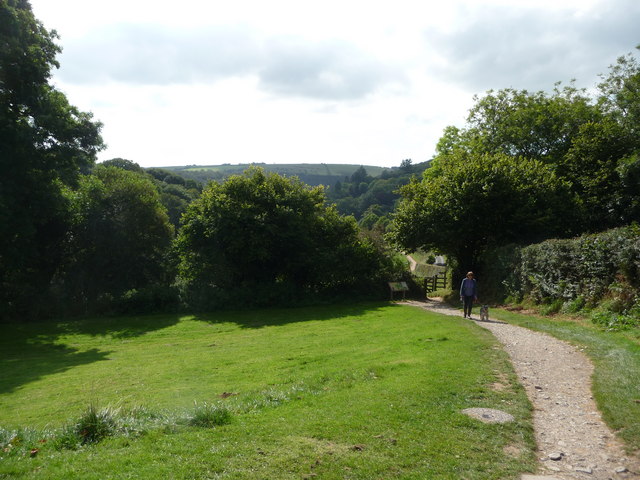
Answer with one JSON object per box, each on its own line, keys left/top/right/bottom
{"left": 406, "top": 300, "right": 640, "bottom": 480}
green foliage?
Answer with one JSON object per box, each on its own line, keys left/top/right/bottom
{"left": 477, "top": 244, "right": 522, "bottom": 302}
{"left": 591, "top": 310, "right": 640, "bottom": 332}
{"left": 465, "top": 85, "right": 600, "bottom": 164}
{"left": 73, "top": 404, "right": 117, "bottom": 445}
{"left": 328, "top": 161, "right": 430, "bottom": 221}
{"left": 517, "top": 226, "right": 640, "bottom": 304}
{"left": 0, "top": 0, "right": 103, "bottom": 320}
{"left": 105, "top": 162, "right": 202, "bottom": 227}
{"left": 165, "top": 163, "right": 387, "bottom": 189}
{"left": 188, "top": 403, "right": 232, "bottom": 428}
{"left": 388, "top": 151, "right": 576, "bottom": 273}
{"left": 176, "top": 167, "right": 400, "bottom": 309}
{"left": 502, "top": 226, "right": 640, "bottom": 326}
{"left": 563, "top": 117, "right": 638, "bottom": 228}
{"left": 57, "top": 166, "right": 175, "bottom": 315}
{"left": 429, "top": 51, "right": 640, "bottom": 235}
{"left": 598, "top": 49, "right": 640, "bottom": 143}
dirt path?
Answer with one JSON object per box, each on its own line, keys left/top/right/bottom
{"left": 405, "top": 299, "right": 640, "bottom": 480}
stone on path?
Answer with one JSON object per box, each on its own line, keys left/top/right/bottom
{"left": 461, "top": 407, "right": 515, "bottom": 424}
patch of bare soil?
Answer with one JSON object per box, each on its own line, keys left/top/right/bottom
{"left": 406, "top": 299, "right": 640, "bottom": 479}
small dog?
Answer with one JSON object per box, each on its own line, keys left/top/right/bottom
{"left": 479, "top": 305, "right": 489, "bottom": 322}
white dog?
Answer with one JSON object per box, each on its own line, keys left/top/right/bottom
{"left": 479, "top": 305, "right": 489, "bottom": 322}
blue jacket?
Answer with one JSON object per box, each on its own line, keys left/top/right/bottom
{"left": 460, "top": 278, "right": 477, "bottom": 298}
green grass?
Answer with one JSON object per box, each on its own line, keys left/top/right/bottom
{"left": 490, "top": 307, "right": 640, "bottom": 451}
{"left": 0, "top": 303, "right": 535, "bottom": 479}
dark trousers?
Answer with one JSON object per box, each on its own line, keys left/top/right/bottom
{"left": 462, "top": 296, "right": 474, "bottom": 317}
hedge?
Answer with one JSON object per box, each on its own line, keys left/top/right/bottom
{"left": 515, "top": 226, "right": 640, "bottom": 307}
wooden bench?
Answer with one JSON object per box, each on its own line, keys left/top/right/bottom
{"left": 388, "top": 281, "right": 409, "bottom": 301}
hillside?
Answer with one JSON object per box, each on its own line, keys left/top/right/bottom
{"left": 161, "top": 163, "right": 389, "bottom": 187}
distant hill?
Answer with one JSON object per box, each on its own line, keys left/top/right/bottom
{"left": 161, "top": 163, "right": 390, "bottom": 187}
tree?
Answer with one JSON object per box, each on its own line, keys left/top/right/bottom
{"left": 387, "top": 152, "right": 577, "bottom": 274}
{"left": 464, "top": 85, "right": 600, "bottom": 165}
{"left": 59, "top": 166, "right": 174, "bottom": 313}
{"left": 100, "top": 158, "right": 144, "bottom": 173}
{"left": 597, "top": 48, "right": 640, "bottom": 145}
{"left": 1, "top": 1, "right": 104, "bottom": 319}
{"left": 562, "top": 117, "right": 635, "bottom": 229}
{"left": 350, "top": 166, "right": 370, "bottom": 184}
{"left": 175, "top": 167, "right": 397, "bottom": 308}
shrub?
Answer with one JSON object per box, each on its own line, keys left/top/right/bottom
{"left": 591, "top": 310, "right": 640, "bottom": 331}
{"left": 517, "top": 226, "right": 640, "bottom": 307}
{"left": 561, "top": 296, "right": 586, "bottom": 314}
{"left": 539, "top": 298, "right": 564, "bottom": 316}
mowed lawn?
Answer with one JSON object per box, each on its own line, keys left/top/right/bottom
{"left": 0, "top": 303, "right": 535, "bottom": 479}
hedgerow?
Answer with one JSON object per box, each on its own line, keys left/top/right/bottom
{"left": 516, "top": 226, "right": 639, "bottom": 303}
{"left": 495, "top": 226, "right": 640, "bottom": 329}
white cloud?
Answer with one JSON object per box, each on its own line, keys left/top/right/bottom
{"left": 29, "top": 0, "right": 640, "bottom": 168}
{"left": 424, "top": 0, "right": 640, "bottom": 92}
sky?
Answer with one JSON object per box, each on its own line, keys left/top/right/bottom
{"left": 28, "top": 0, "right": 640, "bottom": 169}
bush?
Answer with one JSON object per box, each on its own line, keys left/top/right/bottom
{"left": 517, "top": 226, "right": 640, "bottom": 307}
{"left": 539, "top": 298, "right": 564, "bottom": 316}
{"left": 561, "top": 296, "right": 587, "bottom": 314}
{"left": 591, "top": 310, "right": 640, "bottom": 331}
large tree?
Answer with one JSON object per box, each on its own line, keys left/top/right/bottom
{"left": 387, "top": 152, "right": 577, "bottom": 273}
{"left": 59, "top": 166, "right": 174, "bottom": 313}
{"left": 175, "top": 167, "right": 397, "bottom": 308}
{"left": 1, "top": 0, "right": 103, "bottom": 319}
{"left": 434, "top": 55, "right": 640, "bottom": 233}
{"left": 464, "top": 85, "right": 600, "bottom": 166}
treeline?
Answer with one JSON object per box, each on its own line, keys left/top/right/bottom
{"left": 163, "top": 163, "right": 387, "bottom": 191}
{"left": 388, "top": 47, "right": 640, "bottom": 289}
{"left": 0, "top": 2, "right": 406, "bottom": 321}
{"left": 327, "top": 160, "right": 430, "bottom": 230}
{"left": 4, "top": 1, "right": 640, "bottom": 322}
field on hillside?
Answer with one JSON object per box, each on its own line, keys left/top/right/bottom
{"left": 0, "top": 303, "right": 535, "bottom": 479}
{"left": 162, "top": 163, "right": 388, "bottom": 187}
{"left": 177, "top": 163, "right": 386, "bottom": 177}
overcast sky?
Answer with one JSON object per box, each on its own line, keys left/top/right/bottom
{"left": 29, "top": 0, "right": 639, "bottom": 168}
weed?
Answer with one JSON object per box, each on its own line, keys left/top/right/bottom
{"left": 539, "top": 298, "right": 563, "bottom": 315}
{"left": 188, "top": 403, "right": 232, "bottom": 428}
{"left": 591, "top": 311, "right": 640, "bottom": 331}
{"left": 74, "top": 404, "right": 117, "bottom": 444}
{"left": 51, "top": 425, "right": 81, "bottom": 451}
{"left": 562, "top": 296, "right": 586, "bottom": 314}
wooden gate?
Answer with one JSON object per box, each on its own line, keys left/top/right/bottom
{"left": 424, "top": 270, "right": 447, "bottom": 294}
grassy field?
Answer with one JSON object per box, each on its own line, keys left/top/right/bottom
{"left": 0, "top": 303, "right": 536, "bottom": 479}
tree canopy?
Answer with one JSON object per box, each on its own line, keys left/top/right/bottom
{"left": 390, "top": 48, "right": 640, "bottom": 276}
{"left": 1, "top": 0, "right": 104, "bottom": 318}
{"left": 57, "top": 166, "right": 174, "bottom": 314}
{"left": 175, "top": 167, "right": 400, "bottom": 308}
{"left": 387, "top": 152, "right": 576, "bottom": 272}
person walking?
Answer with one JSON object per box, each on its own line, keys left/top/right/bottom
{"left": 460, "top": 271, "right": 477, "bottom": 319}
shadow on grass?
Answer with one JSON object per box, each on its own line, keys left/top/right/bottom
{"left": 0, "top": 314, "right": 182, "bottom": 394}
{"left": 191, "top": 301, "right": 397, "bottom": 329}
